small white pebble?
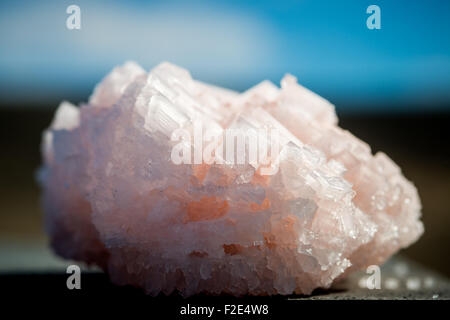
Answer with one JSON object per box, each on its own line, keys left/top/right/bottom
{"left": 393, "top": 262, "right": 409, "bottom": 278}
{"left": 406, "top": 277, "right": 421, "bottom": 291}
{"left": 384, "top": 277, "right": 400, "bottom": 290}
{"left": 358, "top": 276, "right": 368, "bottom": 289}
{"left": 424, "top": 277, "right": 435, "bottom": 288}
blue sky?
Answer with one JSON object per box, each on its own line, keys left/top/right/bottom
{"left": 0, "top": 0, "right": 449, "bottom": 111}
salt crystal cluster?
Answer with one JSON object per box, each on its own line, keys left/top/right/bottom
{"left": 39, "top": 62, "right": 423, "bottom": 296}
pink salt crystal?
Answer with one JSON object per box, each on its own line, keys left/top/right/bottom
{"left": 39, "top": 61, "right": 423, "bottom": 296}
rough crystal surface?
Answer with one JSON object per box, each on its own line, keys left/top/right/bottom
{"left": 39, "top": 61, "right": 423, "bottom": 296}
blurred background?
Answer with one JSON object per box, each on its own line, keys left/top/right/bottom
{"left": 0, "top": 0, "right": 449, "bottom": 278}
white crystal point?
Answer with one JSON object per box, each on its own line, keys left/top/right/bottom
{"left": 49, "top": 101, "right": 80, "bottom": 130}
{"left": 89, "top": 61, "right": 145, "bottom": 108}
{"left": 39, "top": 61, "right": 423, "bottom": 296}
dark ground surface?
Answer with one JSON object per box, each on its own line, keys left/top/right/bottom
{"left": 1, "top": 256, "right": 448, "bottom": 300}
{"left": 0, "top": 108, "right": 449, "bottom": 303}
